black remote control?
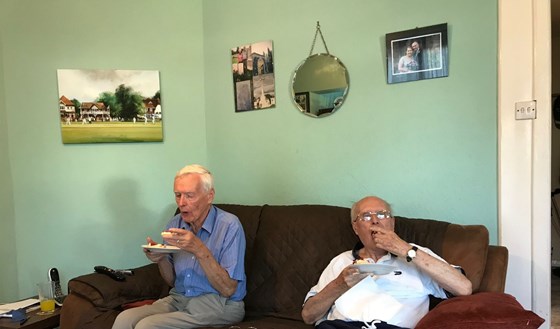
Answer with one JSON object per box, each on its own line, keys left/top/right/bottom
{"left": 116, "top": 269, "right": 135, "bottom": 276}
{"left": 94, "top": 266, "right": 126, "bottom": 281}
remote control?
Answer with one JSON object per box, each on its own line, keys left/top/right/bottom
{"left": 117, "top": 269, "right": 135, "bottom": 276}
{"left": 94, "top": 266, "right": 126, "bottom": 281}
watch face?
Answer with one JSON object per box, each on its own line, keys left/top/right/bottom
{"left": 408, "top": 249, "right": 416, "bottom": 257}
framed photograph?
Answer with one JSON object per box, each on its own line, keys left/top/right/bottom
{"left": 57, "top": 69, "right": 163, "bottom": 144}
{"left": 294, "top": 92, "right": 310, "bottom": 113}
{"left": 386, "top": 23, "right": 448, "bottom": 84}
{"left": 231, "top": 40, "right": 275, "bottom": 112}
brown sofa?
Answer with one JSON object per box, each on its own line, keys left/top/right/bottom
{"left": 60, "top": 203, "right": 514, "bottom": 329}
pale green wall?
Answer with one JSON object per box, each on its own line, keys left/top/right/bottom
{"left": 0, "top": 0, "right": 498, "bottom": 301}
{"left": 0, "top": 4, "right": 19, "bottom": 301}
{"left": 204, "top": 1, "right": 497, "bottom": 225}
{"left": 1, "top": 0, "right": 207, "bottom": 299}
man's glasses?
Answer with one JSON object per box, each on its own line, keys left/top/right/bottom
{"left": 355, "top": 210, "right": 393, "bottom": 222}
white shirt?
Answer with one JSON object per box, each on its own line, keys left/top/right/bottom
{"left": 304, "top": 244, "right": 448, "bottom": 328}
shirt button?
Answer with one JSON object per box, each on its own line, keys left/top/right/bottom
{"left": 187, "top": 274, "right": 190, "bottom": 278}
{"left": 192, "top": 256, "right": 195, "bottom": 260}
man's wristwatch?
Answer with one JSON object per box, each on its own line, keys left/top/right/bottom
{"left": 406, "top": 246, "right": 418, "bottom": 262}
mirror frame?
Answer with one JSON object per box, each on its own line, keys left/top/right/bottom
{"left": 291, "top": 53, "right": 350, "bottom": 118}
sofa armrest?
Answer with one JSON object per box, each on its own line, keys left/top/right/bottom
{"left": 68, "top": 263, "right": 169, "bottom": 309}
{"left": 477, "top": 245, "right": 508, "bottom": 293}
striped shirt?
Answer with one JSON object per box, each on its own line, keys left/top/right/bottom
{"left": 166, "top": 205, "right": 246, "bottom": 301}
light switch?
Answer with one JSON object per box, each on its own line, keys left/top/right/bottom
{"left": 515, "top": 100, "right": 537, "bottom": 120}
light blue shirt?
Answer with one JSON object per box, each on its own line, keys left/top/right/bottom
{"left": 166, "top": 205, "right": 247, "bottom": 301}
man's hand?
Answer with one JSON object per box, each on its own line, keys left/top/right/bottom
{"left": 162, "top": 228, "right": 203, "bottom": 253}
{"left": 144, "top": 237, "right": 169, "bottom": 263}
{"left": 369, "top": 226, "right": 410, "bottom": 257}
{"left": 302, "top": 265, "right": 368, "bottom": 325}
{"left": 339, "top": 266, "right": 369, "bottom": 288}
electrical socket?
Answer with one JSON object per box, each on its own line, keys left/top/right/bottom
{"left": 515, "top": 100, "right": 537, "bottom": 120}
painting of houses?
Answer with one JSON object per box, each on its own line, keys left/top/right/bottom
{"left": 59, "top": 95, "right": 76, "bottom": 122}
{"left": 57, "top": 69, "right": 163, "bottom": 144}
{"left": 231, "top": 40, "right": 275, "bottom": 112}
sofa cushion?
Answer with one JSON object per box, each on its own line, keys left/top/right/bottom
{"left": 389, "top": 217, "right": 489, "bottom": 293}
{"left": 60, "top": 293, "right": 121, "bottom": 329}
{"left": 243, "top": 204, "right": 357, "bottom": 317}
{"left": 394, "top": 216, "right": 450, "bottom": 255}
{"left": 68, "top": 263, "right": 169, "bottom": 309}
{"left": 415, "top": 292, "right": 544, "bottom": 329}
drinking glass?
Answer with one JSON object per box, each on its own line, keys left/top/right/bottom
{"left": 37, "top": 281, "right": 55, "bottom": 314}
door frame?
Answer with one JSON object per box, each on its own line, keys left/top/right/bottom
{"left": 498, "top": 0, "right": 551, "bottom": 323}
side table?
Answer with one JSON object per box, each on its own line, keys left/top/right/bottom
{"left": 0, "top": 306, "right": 60, "bottom": 329}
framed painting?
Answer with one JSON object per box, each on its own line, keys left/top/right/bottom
{"left": 57, "top": 69, "right": 163, "bottom": 144}
{"left": 386, "top": 23, "right": 448, "bottom": 84}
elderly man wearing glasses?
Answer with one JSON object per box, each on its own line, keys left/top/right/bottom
{"left": 301, "top": 196, "right": 472, "bottom": 329}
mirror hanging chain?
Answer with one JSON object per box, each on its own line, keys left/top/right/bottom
{"left": 309, "top": 21, "right": 330, "bottom": 56}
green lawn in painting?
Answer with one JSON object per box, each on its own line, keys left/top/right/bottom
{"left": 60, "top": 121, "right": 163, "bottom": 144}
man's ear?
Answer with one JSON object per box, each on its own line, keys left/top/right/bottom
{"left": 207, "top": 188, "right": 215, "bottom": 203}
{"left": 351, "top": 221, "right": 359, "bottom": 234}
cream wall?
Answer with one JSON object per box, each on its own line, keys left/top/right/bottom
{"left": 552, "top": 35, "right": 560, "bottom": 265}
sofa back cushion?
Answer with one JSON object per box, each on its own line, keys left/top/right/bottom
{"left": 394, "top": 216, "right": 450, "bottom": 255}
{"left": 215, "top": 204, "right": 263, "bottom": 272}
{"left": 243, "top": 204, "right": 357, "bottom": 319}
{"left": 395, "top": 216, "right": 488, "bottom": 292}
{"left": 441, "top": 224, "right": 489, "bottom": 292}
{"left": 217, "top": 204, "right": 491, "bottom": 319}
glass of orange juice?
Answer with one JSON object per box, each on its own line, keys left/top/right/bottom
{"left": 37, "top": 282, "right": 55, "bottom": 314}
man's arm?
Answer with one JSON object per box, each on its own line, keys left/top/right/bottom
{"left": 144, "top": 237, "right": 175, "bottom": 287}
{"left": 370, "top": 226, "right": 472, "bottom": 296}
{"left": 194, "top": 245, "right": 238, "bottom": 297}
{"left": 165, "top": 228, "right": 238, "bottom": 297}
{"left": 301, "top": 268, "right": 367, "bottom": 325}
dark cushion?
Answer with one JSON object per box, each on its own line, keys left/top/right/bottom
{"left": 395, "top": 217, "right": 489, "bottom": 292}
{"left": 441, "top": 224, "right": 489, "bottom": 292}
{"left": 415, "top": 292, "right": 544, "bottom": 329}
{"left": 394, "top": 216, "right": 450, "bottom": 255}
{"left": 243, "top": 204, "right": 356, "bottom": 318}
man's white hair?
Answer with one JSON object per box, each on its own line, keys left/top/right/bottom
{"left": 176, "top": 164, "right": 214, "bottom": 192}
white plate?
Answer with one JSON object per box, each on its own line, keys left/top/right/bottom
{"left": 350, "top": 263, "right": 398, "bottom": 275}
{"left": 142, "top": 244, "right": 180, "bottom": 253}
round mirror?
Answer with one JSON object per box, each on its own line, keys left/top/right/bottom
{"left": 291, "top": 53, "right": 349, "bottom": 118}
